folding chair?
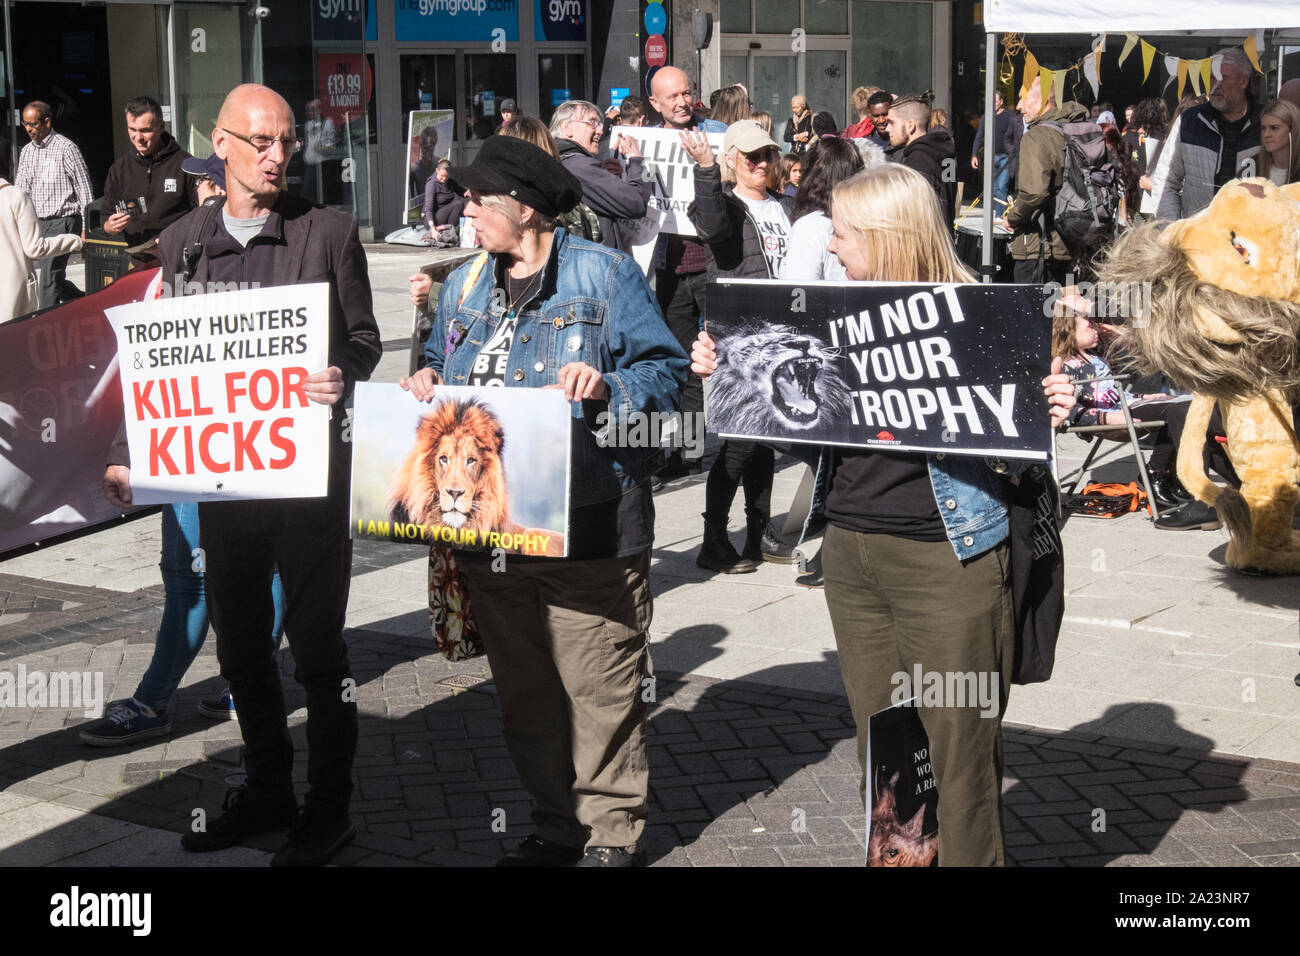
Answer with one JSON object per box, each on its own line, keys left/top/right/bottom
{"left": 1051, "top": 373, "right": 1166, "bottom": 519}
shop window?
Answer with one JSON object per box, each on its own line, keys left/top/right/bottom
{"left": 465, "top": 54, "right": 517, "bottom": 143}
{"left": 538, "top": 54, "right": 586, "bottom": 123}
{"left": 851, "top": 1, "right": 933, "bottom": 96}
{"left": 721, "top": 0, "right": 751, "bottom": 33}
{"left": 806, "top": 0, "right": 850, "bottom": 34}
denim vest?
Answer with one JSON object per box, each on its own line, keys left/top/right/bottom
{"left": 424, "top": 228, "right": 688, "bottom": 507}
{"left": 792, "top": 444, "right": 1029, "bottom": 561}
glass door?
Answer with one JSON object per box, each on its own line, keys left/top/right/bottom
{"left": 752, "top": 53, "right": 797, "bottom": 121}
{"left": 464, "top": 53, "right": 517, "bottom": 161}
{"left": 804, "top": 49, "right": 848, "bottom": 130}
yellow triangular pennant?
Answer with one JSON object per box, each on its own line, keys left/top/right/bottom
{"left": 1177, "top": 59, "right": 1189, "bottom": 101}
{"left": 1200, "top": 57, "right": 1212, "bottom": 93}
{"left": 1039, "top": 66, "right": 1055, "bottom": 103}
{"left": 1189, "top": 58, "right": 1203, "bottom": 96}
{"left": 1244, "top": 34, "right": 1262, "bottom": 74}
{"left": 1118, "top": 33, "right": 1139, "bottom": 69}
{"left": 1022, "top": 51, "right": 1040, "bottom": 98}
{"left": 1141, "top": 41, "right": 1156, "bottom": 82}
{"left": 1053, "top": 71, "right": 1067, "bottom": 108}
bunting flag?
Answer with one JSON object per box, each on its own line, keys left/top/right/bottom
{"left": 1177, "top": 58, "right": 1189, "bottom": 101}
{"left": 1053, "top": 71, "right": 1067, "bottom": 109}
{"left": 1245, "top": 32, "right": 1263, "bottom": 73}
{"left": 1022, "top": 50, "right": 1040, "bottom": 97}
{"left": 1163, "top": 55, "right": 1178, "bottom": 92}
{"left": 1118, "top": 32, "right": 1139, "bottom": 69}
{"left": 1189, "top": 58, "right": 1203, "bottom": 96}
{"left": 1200, "top": 57, "right": 1213, "bottom": 94}
{"left": 1141, "top": 41, "right": 1157, "bottom": 81}
{"left": 1039, "top": 66, "right": 1055, "bottom": 101}
{"left": 1211, "top": 53, "right": 1223, "bottom": 81}
{"left": 1082, "top": 50, "right": 1101, "bottom": 99}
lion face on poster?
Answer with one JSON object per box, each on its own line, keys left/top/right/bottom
{"left": 388, "top": 398, "right": 509, "bottom": 530}
{"left": 711, "top": 324, "right": 851, "bottom": 433}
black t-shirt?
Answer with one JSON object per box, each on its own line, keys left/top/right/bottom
{"left": 825, "top": 449, "right": 947, "bottom": 541}
{"left": 1216, "top": 112, "right": 1253, "bottom": 191}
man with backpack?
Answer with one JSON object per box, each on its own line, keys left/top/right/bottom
{"left": 1004, "top": 75, "right": 1108, "bottom": 283}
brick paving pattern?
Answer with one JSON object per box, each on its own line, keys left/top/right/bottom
{"left": 3, "top": 549, "right": 1300, "bottom": 867}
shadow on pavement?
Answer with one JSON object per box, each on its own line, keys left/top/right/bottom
{"left": 5, "top": 607, "right": 1293, "bottom": 866}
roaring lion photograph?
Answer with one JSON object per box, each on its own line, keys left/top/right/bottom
{"left": 385, "top": 397, "right": 565, "bottom": 557}
{"left": 709, "top": 322, "right": 852, "bottom": 438}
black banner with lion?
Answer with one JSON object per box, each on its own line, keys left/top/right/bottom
{"left": 703, "top": 280, "right": 1053, "bottom": 460}
{"left": 349, "top": 383, "right": 569, "bottom": 557}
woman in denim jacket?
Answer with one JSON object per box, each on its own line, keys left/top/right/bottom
{"left": 692, "top": 165, "right": 1075, "bottom": 866}
{"left": 401, "top": 136, "right": 687, "bottom": 867}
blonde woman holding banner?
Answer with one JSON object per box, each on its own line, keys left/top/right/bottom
{"left": 691, "top": 164, "right": 1076, "bottom": 865}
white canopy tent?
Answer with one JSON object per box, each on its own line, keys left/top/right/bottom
{"left": 975, "top": 1, "right": 1300, "bottom": 278}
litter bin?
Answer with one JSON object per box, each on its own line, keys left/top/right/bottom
{"left": 81, "top": 198, "right": 133, "bottom": 293}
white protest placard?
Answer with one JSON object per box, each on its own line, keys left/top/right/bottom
{"left": 612, "top": 125, "right": 725, "bottom": 272}
{"left": 105, "top": 283, "right": 332, "bottom": 504}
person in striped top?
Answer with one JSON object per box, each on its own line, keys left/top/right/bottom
{"left": 15, "top": 101, "right": 93, "bottom": 308}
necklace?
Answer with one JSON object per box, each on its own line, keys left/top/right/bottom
{"left": 506, "top": 268, "right": 542, "bottom": 315}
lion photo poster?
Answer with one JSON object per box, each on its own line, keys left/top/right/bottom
{"left": 350, "top": 383, "right": 569, "bottom": 557}
{"left": 703, "top": 279, "right": 1053, "bottom": 460}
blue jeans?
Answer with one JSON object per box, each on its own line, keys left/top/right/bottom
{"left": 992, "top": 154, "right": 1011, "bottom": 207}
{"left": 133, "top": 503, "right": 285, "bottom": 712}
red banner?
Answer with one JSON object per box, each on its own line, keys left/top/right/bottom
{"left": 0, "top": 270, "right": 157, "bottom": 555}
{"left": 317, "top": 53, "right": 373, "bottom": 128}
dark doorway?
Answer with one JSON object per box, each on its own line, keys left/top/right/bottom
{"left": 10, "top": 3, "right": 115, "bottom": 195}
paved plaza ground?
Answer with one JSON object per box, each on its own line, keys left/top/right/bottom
{"left": 1, "top": 249, "right": 1297, "bottom": 867}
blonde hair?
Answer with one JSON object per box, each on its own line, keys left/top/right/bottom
{"left": 831, "top": 165, "right": 974, "bottom": 283}
{"left": 478, "top": 191, "right": 559, "bottom": 233}
{"left": 1260, "top": 99, "right": 1300, "bottom": 184}
{"left": 751, "top": 110, "right": 772, "bottom": 133}
{"left": 501, "top": 116, "right": 560, "bottom": 158}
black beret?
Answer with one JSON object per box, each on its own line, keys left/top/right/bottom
{"left": 449, "top": 135, "right": 583, "bottom": 218}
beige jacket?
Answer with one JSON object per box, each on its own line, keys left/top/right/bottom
{"left": 0, "top": 177, "right": 83, "bottom": 322}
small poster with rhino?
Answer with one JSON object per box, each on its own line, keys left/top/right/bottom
{"left": 703, "top": 279, "right": 1053, "bottom": 460}
{"left": 349, "top": 383, "right": 570, "bottom": 557}
{"left": 865, "top": 699, "right": 939, "bottom": 867}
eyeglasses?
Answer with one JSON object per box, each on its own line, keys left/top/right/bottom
{"left": 21, "top": 119, "right": 45, "bottom": 129}
{"left": 571, "top": 117, "right": 603, "bottom": 133}
{"left": 219, "top": 128, "right": 302, "bottom": 155}
{"left": 739, "top": 149, "right": 776, "bottom": 169}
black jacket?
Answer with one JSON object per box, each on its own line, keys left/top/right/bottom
{"left": 686, "top": 163, "right": 795, "bottom": 280}
{"left": 554, "top": 136, "right": 652, "bottom": 248}
{"left": 784, "top": 112, "right": 812, "bottom": 154}
{"left": 110, "top": 194, "right": 382, "bottom": 470}
{"left": 102, "top": 132, "right": 196, "bottom": 247}
{"left": 900, "top": 126, "right": 957, "bottom": 224}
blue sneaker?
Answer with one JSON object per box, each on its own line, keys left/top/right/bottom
{"left": 79, "top": 698, "right": 172, "bottom": 747}
{"left": 197, "top": 690, "right": 237, "bottom": 722}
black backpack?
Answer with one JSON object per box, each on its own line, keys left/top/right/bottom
{"left": 1040, "top": 121, "right": 1121, "bottom": 258}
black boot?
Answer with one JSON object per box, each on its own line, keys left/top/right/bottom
{"left": 794, "top": 547, "right": 824, "bottom": 589}
{"left": 1153, "top": 499, "right": 1222, "bottom": 531}
{"left": 743, "top": 510, "right": 797, "bottom": 564}
{"left": 1150, "top": 471, "right": 1192, "bottom": 510}
{"left": 697, "top": 515, "right": 757, "bottom": 574}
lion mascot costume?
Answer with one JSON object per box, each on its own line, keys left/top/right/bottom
{"left": 1098, "top": 178, "right": 1300, "bottom": 575}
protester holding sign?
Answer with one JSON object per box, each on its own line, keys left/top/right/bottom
{"left": 103, "top": 84, "right": 382, "bottom": 868}
{"left": 691, "top": 164, "right": 1076, "bottom": 866}
{"left": 399, "top": 135, "right": 687, "bottom": 867}
{"left": 682, "top": 118, "right": 796, "bottom": 573}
